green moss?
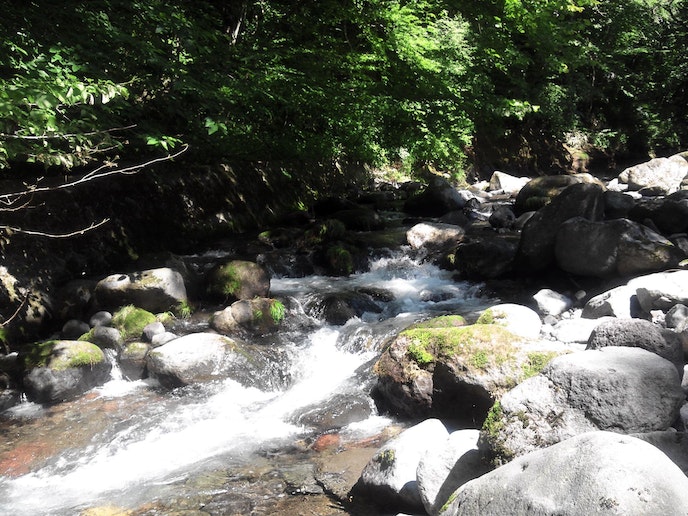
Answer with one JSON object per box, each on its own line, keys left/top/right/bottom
{"left": 23, "top": 340, "right": 104, "bottom": 371}
{"left": 78, "top": 328, "right": 95, "bottom": 342}
{"left": 410, "top": 315, "right": 466, "bottom": 329}
{"left": 269, "top": 299, "right": 286, "bottom": 324}
{"left": 112, "top": 305, "right": 156, "bottom": 340}
{"left": 326, "top": 245, "right": 354, "bottom": 275}
{"left": 216, "top": 264, "right": 242, "bottom": 297}
{"left": 476, "top": 308, "right": 496, "bottom": 325}
{"left": 407, "top": 341, "right": 435, "bottom": 367}
{"left": 482, "top": 401, "right": 504, "bottom": 438}
{"left": 521, "top": 351, "right": 558, "bottom": 380}
{"left": 400, "top": 324, "right": 518, "bottom": 372}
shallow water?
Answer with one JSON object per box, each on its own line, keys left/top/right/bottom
{"left": 0, "top": 250, "right": 492, "bottom": 515}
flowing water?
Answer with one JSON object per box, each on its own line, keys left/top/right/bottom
{"left": 0, "top": 249, "right": 493, "bottom": 515}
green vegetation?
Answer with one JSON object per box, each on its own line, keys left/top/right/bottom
{"left": 111, "top": 305, "right": 156, "bottom": 340}
{"left": 375, "top": 449, "right": 396, "bottom": 470}
{"left": 0, "top": 0, "right": 684, "bottom": 183}
{"left": 522, "top": 351, "right": 559, "bottom": 380}
{"left": 482, "top": 401, "right": 505, "bottom": 439}
{"left": 22, "top": 340, "right": 104, "bottom": 371}
{"left": 401, "top": 324, "right": 518, "bottom": 371}
{"left": 269, "top": 300, "right": 286, "bottom": 325}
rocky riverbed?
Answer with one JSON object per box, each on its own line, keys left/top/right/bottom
{"left": 2, "top": 151, "right": 688, "bottom": 515}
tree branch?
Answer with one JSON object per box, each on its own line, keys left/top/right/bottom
{"left": 0, "top": 124, "right": 138, "bottom": 141}
{"left": 0, "top": 218, "right": 111, "bottom": 238}
{"left": 0, "top": 144, "right": 189, "bottom": 204}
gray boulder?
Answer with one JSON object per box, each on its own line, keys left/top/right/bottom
{"left": 119, "top": 341, "right": 150, "bottom": 380}
{"left": 555, "top": 217, "right": 682, "bottom": 277}
{"left": 582, "top": 284, "right": 638, "bottom": 319}
{"left": 351, "top": 418, "right": 449, "bottom": 513}
{"left": 587, "top": 318, "right": 683, "bottom": 373}
{"left": 94, "top": 268, "right": 187, "bottom": 313}
{"left": 549, "top": 316, "right": 615, "bottom": 343}
{"left": 88, "top": 325, "right": 124, "bottom": 352}
{"left": 618, "top": 153, "right": 688, "bottom": 194}
{"left": 61, "top": 319, "right": 90, "bottom": 340}
{"left": 630, "top": 270, "right": 688, "bottom": 313}
{"left": 440, "top": 431, "right": 688, "bottom": 516}
{"left": 480, "top": 347, "right": 685, "bottom": 463}
{"left": 406, "top": 222, "right": 465, "bottom": 251}
{"left": 404, "top": 179, "right": 467, "bottom": 217}
{"left": 514, "top": 173, "right": 602, "bottom": 215}
{"left": 453, "top": 237, "right": 517, "bottom": 279}
{"left": 516, "top": 183, "right": 605, "bottom": 271}
{"left": 532, "top": 288, "right": 572, "bottom": 317}
{"left": 416, "top": 429, "right": 491, "bottom": 516}
{"left": 634, "top": 431, "right": 688, "bottom": 476}
{"left": 488, "top": 171, "right": 529, "bottom": 196}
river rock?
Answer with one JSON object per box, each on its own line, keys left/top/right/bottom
{"left": 151, "top": 331, "right": 178, "bottom": 347}
{"left": 94, "top": 267, "right": 187, "bottom": 313}
{"left": 89, "top": 310, "right": 112, "bottom": 327}
{"left": 633, "top": 431, "right": 688, "bottom": 475}
{"left": 582, "top": 284, "right": 639, "bottom": 318}
{"left": 61, "top": 319, "right": 90, "bottom": 340}
{"left": 87, "top": 325, "right": 124, "bottom": 351}
{"left": 147, "top": 333, "right": 238, "bottom": 388}
{"left": 142, "top": 321, "right": 166, "bottom": 342}
{"left": 532, "top": 288, "right": 572, "bottom": 316}
{"left": 477, "top": 303, "right": 541, "bottom": 340}
{"left": 452, "top": 236, "right": 517, "bottom": 279}
{"left": 305, "top": 291, "right": 381, "bottom": 326}
{"left": 487, "top": 205, "right": 516, "bottom": 229}
{"left": 513, "top": 173, "right": 602, "bottom": 214}
{"left": 351, "top": 418, "right": 449, "bottom": 512}
{"left": 549, "top": 316, "right": 614, "bottom": 343}
{"left": 603, "top": 190, "right": 637, "bottom": 218}
{"left": 406, "top": 222, "right": 465, "bottom": 251}
{"left": 480, "top": 347, "right": 685, "bottom": 464}
{"left": 651, "top": 196, "right": 688, "bottom": 234}
{"left": 372, "top": 316, "right": 568, "bottom": 423}
{"left": 119, "top": 341, "right": 150, "bottom": 380}
{"left": 516, "top": 183, "right": 605, "bottom": 271}
{"left": 416, "top": 429, "right": 491, "bottom": 516}
{"left": 618, "top": 153, "right": 688, "bottom": 194}
{"left": 587, "top": 318, "right": 683, "bottom": 373}
{"left": 440, "top": 431, "right": 688, "bottom": 516}
{"left": 488, "top": 171, "right": 529, "bottom": 196}
{"left": 404, "top": 178, "right": 467, "bottom": 217}
{"left": 23, "top": 340, "right": 112, "bottom": 404}
{"left": 206, "top": 259, "right": 270, "bottom": 302}
{"left": 629, "top": 269, "right": 688, "bottom": 312}
{"left": 332, "top": 207, "right": 384, "bottom": 231}
{"left": 554, "top": 217, "right": 682, "bottom": 277}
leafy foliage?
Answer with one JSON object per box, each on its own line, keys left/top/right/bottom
{"left": 0, "top": 0, "right": 686, "bottom": 177}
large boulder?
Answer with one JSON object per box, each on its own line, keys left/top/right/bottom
{"left": 618, "top": 153, "right": 688, "bottom": 194}
{"left": 147, "top": 332, "right": 256, "bottom": 389}
{"left": 93, "top": 268, "right": 187, "bottom": 313}
{"left": 416, "top": 429, "right": 491, "bottom": 516}
{"left": 516, "top": 183, "right": 605, "bottom": 271}
{"left": 488, "top": 171, "right": 529, "bottom": 196}
{"left": 480, "top": 347, "right": 684, "bottom": 464}
{"left": 206, "top": 260, "right": 270, "bottom": 302}
{"left": 22, "top": 340, "right": 112, "bottom": 404}
{"left": 372, "top": 315, "right": 568, "bottom": 423}
{"left": 629, "top": 269, "right": 688, "bottom": 313}
{"left": 351, "top": 418, "right": 449, "bottom": 513}
{"left": 440, "top": 431, "right": 688, "bottom": 516}
{"left": 555, "top": 217, "right": 683, "bottom": 277}
{"left": 513, "top": 173, "right": 602, "bottom": 215}
{"left": 582, "top": 284, "right": 639, "bottom": 319}
{"left": 475, "top": 304, "right": 542, "bottom": 340}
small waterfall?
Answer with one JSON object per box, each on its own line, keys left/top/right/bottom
{"left": 0, "top": 249, "right": 493, "bottom": 515}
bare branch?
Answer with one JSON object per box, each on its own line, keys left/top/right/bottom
{"left": 0, "top": 144, "right": 189, "bottom": 204}
{"left": 0, "top": 218, "right": 110, "bottom": 238}
{"left": 0, "top": 291, "right": 29, "bottom": 328}
{"left": 0, "top": 124, "right": 138, "bottom": 141}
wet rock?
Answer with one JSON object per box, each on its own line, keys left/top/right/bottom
{"left": 441, "top": 432, "right": 688, "bottom": 516}
{"left": 514, "top": 173, "right": 603, "bottom": 215}
{"left": 305, "top": 292, "right": 382, "bottom": 326}
{"left": 142, "top": 321, "right": 166, "bottom": 342}
{"left": 94, "top": 267, "right": 187, "bottom": 313}
{"left": 23, "top": 340, "right": 112, "bottom": 404}
{"left": 119, "top": 341, "right": 150, "bottom": 380}
{"left": 61, "top": 319, "right": 90, "bottom": 340}
{"left": 480, "top": 347, "right": 685, "bottom": 464}
{"left": 89, "top": 311, "right": 112, "bottom": 327}
{"left": 86, "top": 326, "right": 124, "bottom": 352}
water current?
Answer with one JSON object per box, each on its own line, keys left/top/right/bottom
{"left": 0, "top": 249, "right": 493, "bottom": 515}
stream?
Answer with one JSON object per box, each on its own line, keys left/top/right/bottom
{"left": 0, "top": 247, "right": 494, "bottom": 515}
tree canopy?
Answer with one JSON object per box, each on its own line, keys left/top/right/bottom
{"left": 0, "top": 0, "right": 686, "bottom": 178}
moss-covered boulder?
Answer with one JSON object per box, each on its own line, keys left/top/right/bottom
{"left": 111, "top": 305, "right": 157, "bottom": 341}
{"left": 372, "top": 315, "right": 568, "bottom": 424}
{"left": 211, "top": 298, "right": 286, "bottom": 335}
{"left": 93, "top": 267, "right": 187, "bottom": 313}
{"left": 120, "top": 341, "right": 150, "bottom": 380}
{"left": 207, "top": 260, "right": 270, "bottom": 302}
{"left": 22, "top": 340, "right": 111, "bottom": 404}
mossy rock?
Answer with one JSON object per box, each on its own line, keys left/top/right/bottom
{"left": 207, "top": 260, "right": 270, "bottom": 301}
{"left": 112, "top": 305, "right": 157, "bottom": 340}
{"left": 23, "top": 339, "right": 106, "bottom": 371}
